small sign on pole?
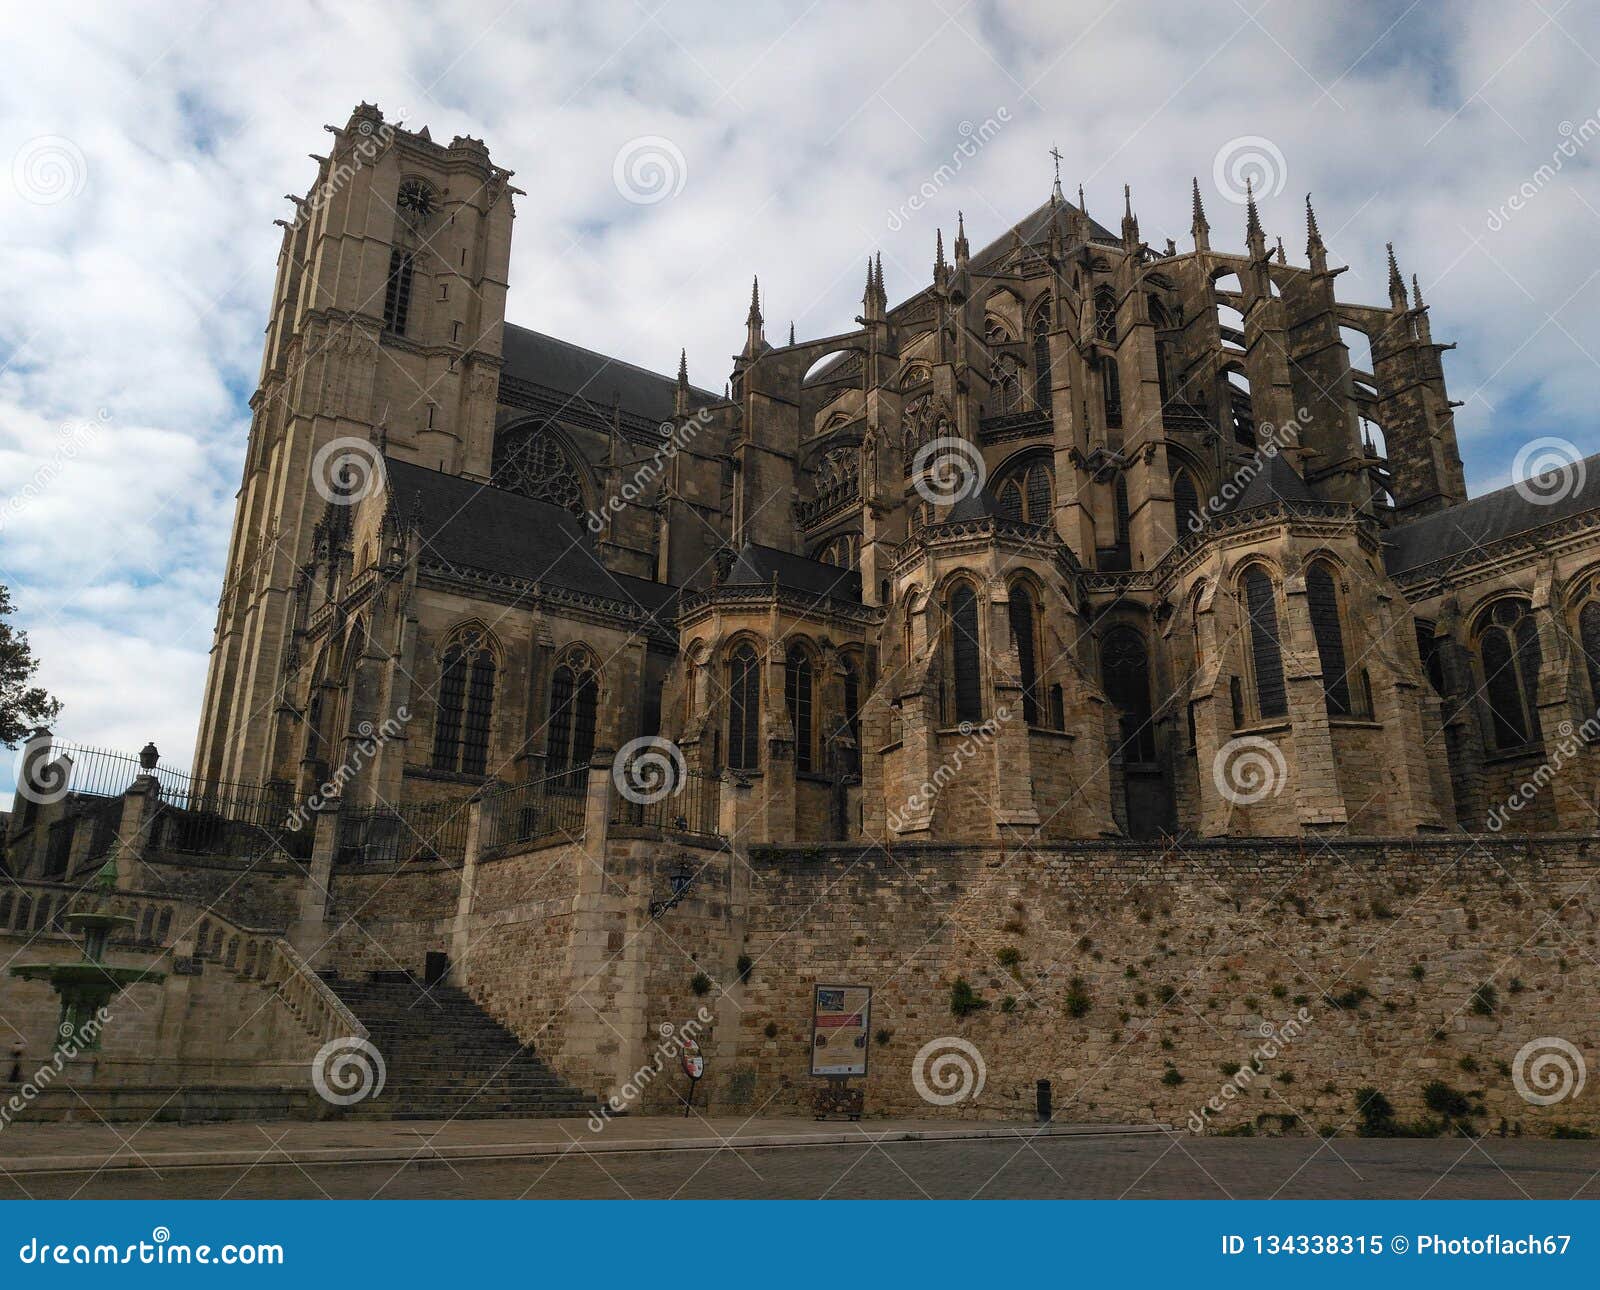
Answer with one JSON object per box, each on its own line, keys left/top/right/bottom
{"left": 680, "top": 1035, "right": 704, "bottom": 1116}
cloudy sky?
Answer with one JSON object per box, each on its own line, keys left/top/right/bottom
{"left": 2, "top": 0, "right": 1598, "bottom": 782}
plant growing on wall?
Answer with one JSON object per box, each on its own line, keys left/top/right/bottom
{"left": 950, "top": 977, "right": 987, "bottom": 1017}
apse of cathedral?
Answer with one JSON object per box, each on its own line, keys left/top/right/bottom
{"left": 192, "top": 103, "right": 1600, "bottom": 848}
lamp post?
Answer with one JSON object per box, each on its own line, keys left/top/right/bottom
{"left": 649, "top": 860, "right": 696, "bottom": 920}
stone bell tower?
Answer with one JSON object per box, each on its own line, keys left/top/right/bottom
{"left": 192, "top": 104, "right": 516, "bottom": 788}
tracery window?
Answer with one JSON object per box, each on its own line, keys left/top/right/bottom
{"left": 1094, "top": 287, "right": 1118, "bottom": 344}
{"left": 1478, "top": 599, "right": 1542, "bottom": 750}
{"left": 996, "top": 460, "right": 1053, "bottom": 526}
{"left": 1101, "top": 626, "right": 1156, "bottom": 763}
{"left": 1242, "top": 567, "right": 1287, "bottom": 720}
{"left": 1305, "top": 562, "right": 1353, "bottom": 717}
{"left": 432, "top": 627, "right": 496, "bottom": 775}
{"left": 547, "top": 651, "right": 600, "bottom": 785}
{"left": 814, "top": 533, "right": 859, "bottom": 570}
{"left": 491, "top": 426, "right": 585, "bottom": 515}
{"left": 1032, "top": 309, "right": 1052, "bottom": 412}
{"left": 727, "top": 644, "right": 761, "bottom": 771}
{"left": 991, "top": 355, "right": 1025, "bottom": 415}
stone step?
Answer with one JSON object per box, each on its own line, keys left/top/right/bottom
{"left": 326, "top": 976, "right": 600, "bottom": 1122}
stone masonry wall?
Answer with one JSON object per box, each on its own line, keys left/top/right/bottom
{"left": 694, "top": 837, "right": 1600, "bottom": 1136}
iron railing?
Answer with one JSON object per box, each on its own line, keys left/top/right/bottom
{"left": 335, "top": 800, "right": 471, "bottom": 866}
{"left": 608, "top": 767, "right": 722, "bottom": 839}
{"left": 152, "top": 779, "right": 314, "bottom": 861}
{"left": 478, "top": 772, "right": 587, "bottom": 853}
{"left": 44, "top": 743, "right": 190, "bottom": 801}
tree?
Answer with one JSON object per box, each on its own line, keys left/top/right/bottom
{"left": 0, "top": 584, "right": 61, "bottom": 747}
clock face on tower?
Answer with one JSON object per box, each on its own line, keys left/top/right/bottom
{"left": 397, "top": 179, "right": 436, "bottom": 218}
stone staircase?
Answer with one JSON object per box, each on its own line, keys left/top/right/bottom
{"left": 329, "top": 976, "right": 600, "bottom": 1120}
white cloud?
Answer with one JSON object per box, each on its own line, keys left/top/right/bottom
{"left": 2, "top": 0, "right": 1598, "bottom": 767}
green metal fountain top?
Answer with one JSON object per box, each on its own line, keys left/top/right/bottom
{"left": 8, "top": 857, "right": 165, "bottom": 1052}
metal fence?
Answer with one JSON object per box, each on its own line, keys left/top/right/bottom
{"left": 478, "top": 773, "right": 587, "bottom": 853}
{"left": 151, "top": 779, "right": 314, "bottom": 861}
{"left": 335, "top": 800, "right": 471, "bottom": 866}
{"left": 45, "top": 743, "right": 192, "bottom": 801}
{"left": 608, "top": 767, "right": 722, "bottom": 839}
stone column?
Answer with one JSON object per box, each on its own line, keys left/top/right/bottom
{"left": 1281, "top": 574, "right": 1346, "bottom": 829}
{"left": 448, "top": 785, "right": 492, "bottom": 988}
{"left": 579, "top": 750, "right": 614, "bottom": 898}
{"left": 288, "top": 794, "right": 342, "bottom": 966}
{"left": 113, "top": 775, "right": 162, "bottom": 886}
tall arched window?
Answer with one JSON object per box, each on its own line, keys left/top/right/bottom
{"left": 383, "top": 249, "right": 414, "bottom": 335}
{"left": 1102, "top": 357, "right": 1122, "bottom": 429}
{"left": 1008, "top": 583, "right": 1041, "bottom": 726}
{"left": 1478, "top": 600, "right": 1542, "bottom": 749}
{"left": 1242, "top": 567, "right": 1287, "bottom": 719}
{"left": 1579, "top": 598, "right": 1600, "bottom": 708}
{"left": 990, "top": 356, "right": 1024, "bottom": 415}
{"left": 840, "top": 654, "right": 862, "bottom": 774}
{"left": 727, "top": 644, "right": 761, "bottom": 771}
{"left": 1094, "top": 287, "right": 1118, "bottom": 343}
{"left": 1101, "top": 627, "right": 1156, "bottom": 762}
{"left": 1305, "top": 562, "right": 1353, "bottom": 717}
{"left": 1172, "top": 468, "right": 1200, "bottom": 533}
{"left": 947, "top": 582, "right": 984, "bottom": 725}
{"left": 547, "top": 652, "right": 599, "bottom": 783}
{"left": 996, "top": 460, "right": 1053, "bottom": 526}
{"left": 784, "top": 646, "right": 816, "bottom": 773}
{"left": 1032, "top": 309, "right": 1052, "bottom": 412}
{"left": 433, "top": 628, "right": 496, "bottom": 774}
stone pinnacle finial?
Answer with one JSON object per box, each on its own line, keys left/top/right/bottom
{"left": 1276, "top": 236, "right": 1286, "bottom": 265}
{"left": 1305, "top": 193, "right": 1327, "bottom": 272}
{"left": 747, "top": 275, "right": 762, "bottom": 325}
{"left": 1386, "top": 242, "right": 1408, "bottom": 310}
{"left": 1190, "top": 177, "right": 1210, "bottom": 251}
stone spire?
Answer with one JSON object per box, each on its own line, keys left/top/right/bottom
{"left": 1386, "top": 242, "right": 1407, "bottom": 311}
{"left": 674, "top": 348, "right": 690, "bottom": 416}
{"left": 1049, "top": 144, "right": 1065, "bottom": 206}
{"left": 954, "top": 210, "right": 970, "bottom": 263}
{"left": 744, "top": 275, "right": 765, "bottom": 357}
{"left": 1412, "top": 273, "right": 1431, "bottom": 341}
{"left": 933, "top": 226, "right": 950, "bottom": 291}
{"left": 1121, "top": 183, "right": 1139, "bottom": 249}
{"left": 1275, "top": 236, "right": 1286, "bottom": 265}
{"left": 1305, "top": 193, "right": 1327, "bottom": 274}
{"left": 1190, "top": 177, "right": 1210, "bottom": 252}
{"left": 1244, "top": 177, "right": 1267, "bottom": 261}
{"left": 788, "top": 320, "right": 796, "bottom": 346}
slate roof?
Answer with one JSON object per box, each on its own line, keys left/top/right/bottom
{"left": 946, "top": 489, "right": 1007, "bottom": 522}
{"left": 967, "top": 196, "right": 1120, "bottom": 269}
{"left": 1218, "top": 452, "right": 1317, "bottom": 513}
{"left": 721, "top": 542, "right": 863, "bottom": 603}
{"left": 382, "top": 456, "right": 677, "bottom": 613}
{"left": 1383, "top": 454, "right": 1600, "bottom": 576}
{"left": 500, "top": 323, "right": 718, "bottom": 424}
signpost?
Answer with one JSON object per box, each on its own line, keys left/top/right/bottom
{"left": 680, "top": 1034, "right": 704, "bottom": 1116}
{"left": 809, "top": 983, "right": 870, "bottom": 1119}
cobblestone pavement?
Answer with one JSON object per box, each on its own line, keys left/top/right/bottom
{"left": 4, "top": 1134, "right": 1598, "bottom": 1199}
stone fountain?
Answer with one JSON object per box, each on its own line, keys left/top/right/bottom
{"left": 9, "top": 857, "right": 165, "bottom": 1055}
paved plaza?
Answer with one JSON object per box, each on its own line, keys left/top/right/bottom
{"left": 1, "top": 1117, "right": 1595, "bottom": 1199}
